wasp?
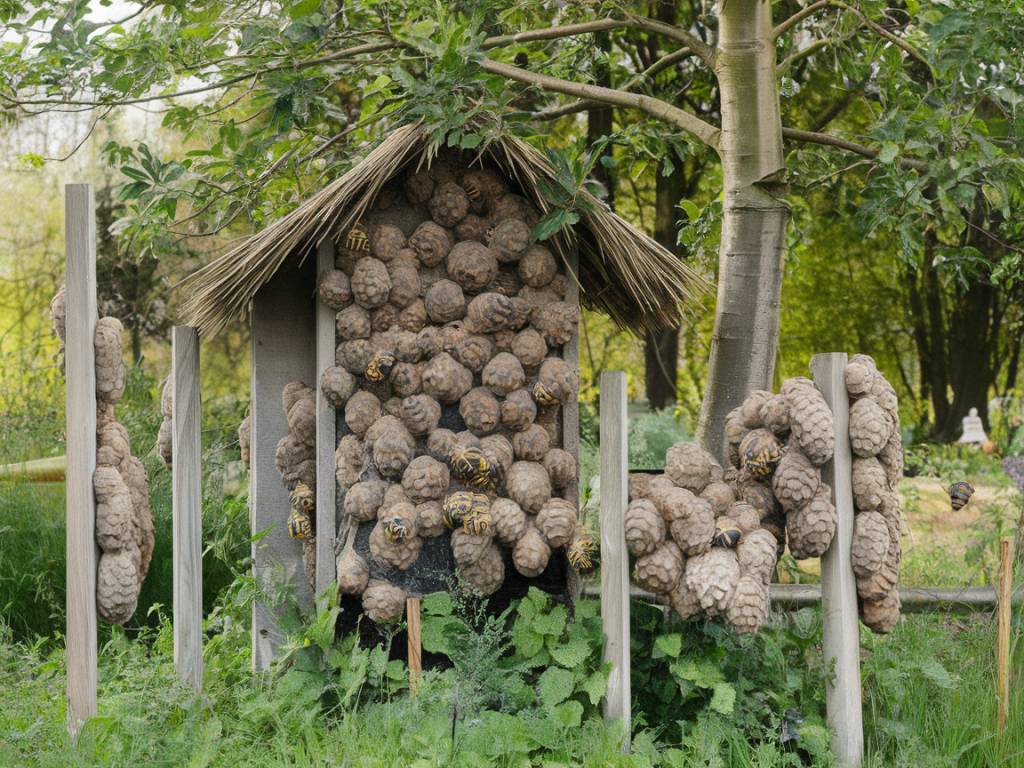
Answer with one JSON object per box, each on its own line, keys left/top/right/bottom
{"left": 463, "top": 179, "right": 482, "bottom": 202}
{"left": 447, "top": 444, "right": 500, "bottom": 491}
{"left": 461, "top": 504, "right": 491, "bottom": 535}
{"left": 532, "top": 380, "right": 558, "bottom": 406}
{"left": 288, "top": 509, "right": 313, "bottom": 540}
{"left": 443, "top": 491, "right": 490, "bottom": 533}
{"left": 566, "top": 528, "right": 597, "bottom": 576}
{"left": 712, "top": 520, "right": 742, "bottom": 549}
{"left": 289, "top": 481, "right": 315, "bottom": 515}
{"left": 344, "top": 223, "right": 370, "bottom": 254}
{"left": 383, "top": 516, "right": 410, "bottom": 543}
{"left": 365, "top": 351, "right": 396, "bottom": 382}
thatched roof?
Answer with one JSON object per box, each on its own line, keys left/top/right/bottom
{"left": 178, "top": 123, "right": 709, "bottom": 336}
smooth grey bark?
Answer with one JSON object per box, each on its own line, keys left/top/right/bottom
{"left": 697, "top": 2, "right": 789, "bottom": 461}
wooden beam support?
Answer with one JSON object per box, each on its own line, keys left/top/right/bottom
{"left": 599, "top": 371, "right": 631, "bottom": 748}
{"left": 315, "top": 242, "right": 337, "bottom": 596}
{"left": 64, "top": 183, "right": 98, "bottom": 738}
{"left": 172, "top": 326, "right": 203, "bottom": 691}
{"left": 811, "top": 352, "right": 864, "bottom": 768}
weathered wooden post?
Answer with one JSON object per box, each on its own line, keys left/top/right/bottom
{"left": 315, "top": 241, "right": 337, "bottom": 596}
{"left": 997, "top": 536, "right": 1014, "bottom": 734}
{"left": 65, "top": 183, "right": 98, "bottom": 737}
{"left": 599, "top": 371, "right": 631, "bottom": 748}
{"left": 811, "top": 352, "right": 864, "bottom": 768}
{"left": 406, "top": 597, "right": 422, "bottom": 694}
{"left": 172, "top": 325, "right": 203, "bottom": 691}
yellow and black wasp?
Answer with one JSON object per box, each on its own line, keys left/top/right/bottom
{"left": 289, "top": 482, "right": 315, "bottom": 514}
{"left": 365, "top": 351, "right": 396, "bottom": 383}
{"left": 712, "top": 519, "right": 742, "bottom": 549}
{"left": 288, "top": 509, "right": 313, "bottom": 540}
{"left": 344, "top": 223, "right": 370, "bottom": 255}
{"left": 740, "top": 431, "right": 782, "bottom": 478}
{"left": 566, "top": 527, "right": 598, "bottom": 576}
{"left": 463, "top": 178, "right": 483, "bottom": 203}
{"left": 447, "top": 444, "right": 501, "bottom": 491}
{"left": 443, "top": 491, "right": 490, "bottom": 534}
{"left": 383, "top": 516, "right": 410, "bottom": 543}
{"left": 532, "top": 380, "right": 558, "bottom": 406}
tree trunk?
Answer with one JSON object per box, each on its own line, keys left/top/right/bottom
{"left": 587, "top": 30, "right": 615, "bottom": 205}
{"left": 644, "top": 164, "right": 686, "bottom": 409}
{"left": 697, "top": 4, "right": 789, "bottom": 462}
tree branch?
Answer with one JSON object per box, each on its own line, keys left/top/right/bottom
{"left": 480, "top": 57, "right": 720, "bottom": 148}
{"left": 782, "top": 127, "right": 928, "bottom": 171}
{"left": 773, "top": 0, "right": 833, "bottom": 40}
{"left": 534, "top": 46, "right": 696, "bottom": 121}
{"left": 625, "top": 14, "right": 715, "bottom": 69}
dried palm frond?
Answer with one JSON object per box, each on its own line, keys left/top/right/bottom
{"left": 177, "top": 123, "right": 709, "bottom": 336}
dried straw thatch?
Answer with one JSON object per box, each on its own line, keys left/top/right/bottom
{"left": 178, "top": 123, "right": 708, "bottom": 335}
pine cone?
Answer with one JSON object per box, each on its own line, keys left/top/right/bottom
{"left": 481, "top": 434, "right": 515, "bottom": 476}
{"left": 856, "top": 517, "right": 900, "bottom": 601}
{"left": 344, "top": 480, "right": 387, "bottom": 522}
{"left": 337, "top": 546, "right": 370, "bottom": 595}
{"left": 726, "top": 576, "right": 770, "bottom": 634}
{"left": 370, "top": 516, "right": 423, "bottom": 570}
{"left": 482, "top": 352, "right": 527, "bottom": 396}
{"left": 533, "top": 357, "right": 578, "bottom": 406}
{"left": 421, "top": 352, "right": 473, "bottom": 404}
{"left": 734, "top": 478, "right": 777, "bottom": 520}
{"left": 759, "top": 393, "right": 791, "bottom": 436}
{"left": 461, "top": 168, "right": 506, "bottom": 212}
{"left": 492, "top": 497, "right": 527, "bottom": 545}
{"left": 740, "top": 390, "right": 772, "bottom": 429}
{"left": 424, "top": 279, "right": 466, "bottom": 324}
{"left": 426, "top": 428, "right": 458, "bottom": 461}
{"left": 506, "top": 461, "right": 551, "bottom": 513}
{"left": 728, "top": 501, "right": 761, "bottom": 536}
{"left": 511, "top": 424, "right": 549, "bottom": 462}
{"left": 489, "top": 193, "right": 540, "bottom": 227}
{"left": 685, "top": 548, "right": 740, "bottom": 616}
{"left": 287, "top": 392, "right": 316, "bottom": 446}
{"left": 851, "top": 510, "right": 890, "bottom": 579}
{"left": 531, "top": 301, "right": 579, "bottom": 347}
{"left": 669, "top": 576, "right": 703, "bottom": 620}
{"left": 94, "top": 466, "right": 135, "bottom": 552}
{"left": 321, "top": 366, "right": 356, "bottom": 410}
{"left": 501, "top": 389, "right": 537, "bottom": 431}
{"left": 373, "top": 424, "right": 415, "bottom": 479}
{"left": 465, "top": 292, "right": 518, "bottom": 333}
{"left": 447, "top": 241, "right": 498, "bottom": 292}
{"left": 736, "top": 528, "right": 778, "bottom": 584}
{"left": 665, "top": 441, "right": 720, "bottom": 494}
{"left": 344, "top": 391, "right": 381, "bottom": 437}
{"left": 398, "top": 299, "right": 428, "bottom": 333}
{"left": 417, "top": 501, "right": 446, "bottom": 538}
{"left": 667, "top": 494, "right": 715, "bottom": 557}
{"left": 319, "top": 269, "right": 352, "bottom": 310}
{"left": 387, "top": 258, "right": 421, "bottom": 309}
{"left": 335, "top": 435, "right": 366, "bottom": 487}
{"left": 429, "top": 182, "right": 469, "bottom": 227}
{"left": 845, "top": 354, "right": 879, "bottom": 398}
{"left": 336, "top": 338, "right": 374, "bottom": 374}
{"left": 454, "top": 334, "right": 495, "bottom": 373}
{"left": 404, "top": 171, "right": 435, "bottom": 205}
{"left": 510, "top": 328, "right": 547, "bottom": 369}
{"left": 398, "top": 394, "right": 440, "bottom": 437}
{"left": 786, "top": 383, "right": 834, "bottom": 466}
{"left": 518, "top": 244, "right": 558, "bottom": 288}
{"left": 771, "top": 447, "right": 821, "bottom": 512}
{"left": 97, "top": 550, "right": 140, "bottom": 625}
{"left": 786, "top": 482, "right": 837, "bottom": 559}
{"left": 459, "top": 542, "right": 505, "bottom": 595}
{"left": 624, "top": 498, "right": 665, "bottom": 557}
{"left": 362, "top": 579, "right": 407, "bottom": 623}
{"left": 368, "top": 224, "right": 406, "bottom": 262}
{"left": 543, "top": 449, "right": 576, "bottom": 490}
{"left": 633, "top": 540, "right": 684, "bottom": 594}
{"left": 700, "top": 481, "right": 736, "bottom": 516}
{"left": 849, "top": 397, "right": 893, "bottom": 458}
{"left": 460, "top": 387, "right": 501, "bottom": 436}
{"left": 725, "top": 407, "right": 748, "bottom": 469}
{"left": 274, "top": 434, "right": 314, "bottom": 488}
{"left": 454, "top": 214, "right": 489, "bottom": 242}
{"left": 451, "top": 526, "right": 494, "bottom": 567}
{"left": 861, "top": 590, "right": 900, "bottom": 634}
{"left": 536, "top": 497, "right": 577, "bottom": 548}
{"left": 852, "top": 456, "right": 888, "bottom": 511}
{"left": 488, "top": 268, "right": 523, "bottom": 297}
{"left": 401, "top": 455, "right": 450, "bottom": 502}
{"left": 513, "top": 524, "right": 551, "bottom": 577}
{"left": 94, "top": 317, "right": 126, "bottom": 405}
{"left": 487, "top": 219, "right": 531, "bottom": 262}
{"left": 351, "top": 257, "right": 391, "bottom": 309}
{"left": 878, "top": 430, "right": 904, "bottom": 489}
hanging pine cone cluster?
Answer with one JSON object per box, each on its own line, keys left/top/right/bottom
{"left": 308, "top": 152, "right": 581, "bottom": 619}
{"left": 51, "top": 288, "right": 155, "bottom": 625}
{"left": 845, "top": 354, "right": 903, "bottom": 633}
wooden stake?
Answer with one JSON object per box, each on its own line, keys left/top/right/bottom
{"left": 997, "top": 536, "right": 1014, "bottom": 734}
{"left": 64, "top": 183, "right": 98, "bottom": 738}
{"left": 406, "top": 597, "right": 422, "bottom": 694}
{"left": 314, "top": 241, "right": 337, "bottom": 596}
{"left": 599, "top": 371, "right": 630, "bottom": 749}
{"left": 172, "top": 326, "right": 203, "bottom": 692}
{"left": 811, "top": 353, "right": 864, "bottom": 768}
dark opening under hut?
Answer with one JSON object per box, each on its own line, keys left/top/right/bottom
{"left": 177, "top": 124, "right": 707, "bottom": 665}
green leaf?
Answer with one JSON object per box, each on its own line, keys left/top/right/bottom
{"left": 538, "top": 667, "right": 574, "bottom": 710}
{"left": 549, "top": 636, "right": 589, "bottom": 668}
{"left": 679, "top": 199, "right": 701, "bottom": 222}
{"left": 709, "top": 682, "right": 736, "bottom": 715}
{"left": 919, "top": 658, "right": 956, "bottom": 689}
{"left": 580, "top": 668, "right": 608, "bottom": 706}
{"left": 532, "top": 604, "right": 567, "bottom": 637}
{"left": 422, "top": 591, "right": 453, "bottom": 616}
{"left": 654, "top": 633, "right": 682, "bottom": 659}
{"left": 878, "top": 142, "right": 899, "bottom": 164}
{"left": 553, "top": 700, "right": 583, "bottom": 729}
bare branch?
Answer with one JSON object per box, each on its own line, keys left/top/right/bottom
{"left": 778, "top": 38, "right": 835, "bottom": 75}
{"left": 482, "top": 18, "right": 629, "bottom": 48}
{"left": 480, "top": 57, "right": 720, "bottom": 148}
{"left": 534, "top": 46, "right": 696, "bottom": 121}
{"left": 625, "top": 15, "right": 715, "bottom": 69}
{"left": 782, "top": 127, "right": 928, "bottom": 171}
{"left": 773, "top": 0, "right": 833, "bottom": 40}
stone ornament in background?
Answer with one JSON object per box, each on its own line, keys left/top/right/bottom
{"left": 51, "top": 287, "right": 155, "bottom": 625}
{"left": 627, "top": 371, "right": 841, "bottom": 634}
{"left": 845, "top": 354, "right": 903, "bottom": 633}
{"left": 272, "top": 155, "right": 585, "bottom": 619}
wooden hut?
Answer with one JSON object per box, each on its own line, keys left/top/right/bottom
{"left": 178, "top": 124, "right": 705, "bottom": 667}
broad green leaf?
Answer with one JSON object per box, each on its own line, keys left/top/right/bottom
{"left": 553, "top": 700, "right": 583, "bottom": 729}
{"left": 654, "top": 633, "right": 682, "bottom": 658}
{"left": 538, "top": 666, "right": 574, "bottom": 710}
{"left": 532, "top": 604, "right": 567, "bottom": 638}
{"left": 878, "top": 142, "right": 899, "bottom": 164}
{"left": 549, "top": 636, "right": 589, "bottom": 668}
{"left": 580, "top": 668, "right": 608, "bottom": 706}
{"left": 709, "top": 682, "right": 736, "bottom": 715}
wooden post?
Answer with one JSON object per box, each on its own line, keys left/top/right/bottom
{"left": 172, "top": 326, "right": 203, "bottom": 691}
{"left": 810, "top": 353, "right": 864, "bottom": 768}
{"left": 315, "top": 241, "right": 337, "bottom": 596}
{"left": 406, "top": 597, "right": 422, "bottom": 694}
{"left": 599, "top": 371, "right": 630, "bottom": 747}
{"left": 65, "top": 183, "right": 98, "bottom": 738}
{"left": 997, "top": 536, "right": 1014, "bottom": 734}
